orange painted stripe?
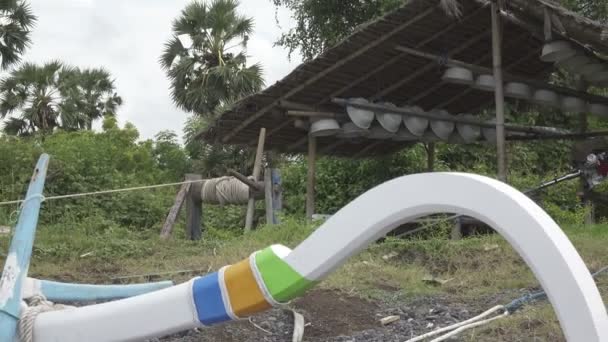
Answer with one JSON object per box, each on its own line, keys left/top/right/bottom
{"left": 224, "top": 258, "right": 271, "bottom": 317}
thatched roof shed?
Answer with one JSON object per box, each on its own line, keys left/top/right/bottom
{"left": 201, "top": 0, "right": 608, "bottom": 157}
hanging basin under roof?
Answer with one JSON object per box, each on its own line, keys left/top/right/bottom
{"left": 429, "top": 109, "right": 455, "bottom": 141}
{"left": 505, "top": 82, "right": 532, "bottom": 100}
{"left": 402, "top": 106, "right": 429, "bottom": 137}
{"left": 473, "top": 75, "right": 496, "bottom": 92}
{"left": 375, "top": 102, "right": 402, "bottom": 133}
{"left": 310, "top": 118, "right": 341, "bottom": 137}
{"left": 442, "top": 67, "right": 474, "bottom": 85}
{"left": 346, "top": 97, "right": 375, "bottom": 129}
{"left": 456, "top": 114, "right": 481, "bottom": 143}
{"left": 540, "top": 40, "right": 577, "bottom": 63}
{"left": 532, "top": 89, "right": 560, "bottom": 107}
{"left": 368, "top": 125, "right": 396, "bottom": 140}
{"left": 561, "top": 97, "right": 587, "bottom": 113}
{"left": 338, "top": 122, "right": 369, "bottom": 139}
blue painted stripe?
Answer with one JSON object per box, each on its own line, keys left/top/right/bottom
{"left": 40, "top": 280, "right": 174, "bottom": 302}
{"left": 192, "top": 273, "right": 231, "bottom": 325}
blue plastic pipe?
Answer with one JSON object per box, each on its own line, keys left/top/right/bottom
{"left": 0, "top": 154, "right": 50, "bottom": 341}
{"left": 39, "top": 279, "right": 174, "bottom": 302}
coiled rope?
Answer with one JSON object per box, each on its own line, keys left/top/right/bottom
{"left": 19, "top": 295, "right": 75, "bottom": 342}
{"left": 200, "top": 177, "right": 251, "bottom": 205}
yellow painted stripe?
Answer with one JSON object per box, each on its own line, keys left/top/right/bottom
{"left": 224, "top": 258, "right": 271, "bottom": 317}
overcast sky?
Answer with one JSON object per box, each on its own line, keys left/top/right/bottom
{"left": 23, "top": 0, "right": 301, "bottom": 140}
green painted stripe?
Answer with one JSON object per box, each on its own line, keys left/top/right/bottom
{"left": 255, "top": 247, "right": 316, "bottom": 303}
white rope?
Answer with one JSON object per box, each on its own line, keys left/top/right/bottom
{"left": 430, "top": 311, "right": 509, "bottom": 342}
{"left": 19, "top": 295, "right": 75, "bottom": 342}
{"left": 0, "top": 180, "right": 206, "bottom": 207}
{"left": 405, "top": 305, "right": 506, "bottom": 342}
{"left": 200, "top": 176, "right": 250, "bottom": 205}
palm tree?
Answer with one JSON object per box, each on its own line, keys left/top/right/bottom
{"left": 0, "top": 0, "right": 36, "bottom": 70}
{"left": 0, "top": 62, "right": 123, "bottom": 135}
{"left": 62, "top": 67, "right": 123, "bottom": 130}
{"left": 160, "top": 0, "right": 264, "bottom": 114}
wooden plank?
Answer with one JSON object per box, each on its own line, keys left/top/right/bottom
{"left": 306, "top": 136, "right": 317, "bottom": 221}
{"left": 271, "top": 168, "right": 283, "bottom": 224}
{"left": 0, "top": 154, "right": 50, "bottom": 340}
{"left": 221, "top": 7, "right": 437, "bottom": 143}
{"left": 492, "top": 1, "right": 508, "bottom": 182}
{"left": 160, "top": 182, "right": 191, "bottom": 239}
{"left": 186, "top": 174, "right": 203, "bottom": 240}
{"left": 227, "top": 169, "right": 263, "bottom": 192}
{"left": 264, "top": 169, "right": 274, "bottom": 225}
{"left": 245, "top": 128, "right": 266, "bottom": 232}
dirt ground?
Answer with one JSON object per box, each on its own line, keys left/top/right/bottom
{"left": 155, "top": 289, "right": 524, "bottom": 342}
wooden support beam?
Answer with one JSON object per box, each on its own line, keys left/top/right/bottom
{"left": 287, "top": 110, "right": 338, "bottom": 118}
{"left": 221, "top": 7, "right": 436, "bottom": 143}
{"left": 160, "top": 182, "right": 191, "bottom": 240}
{"left": 227, "top": 169, "right": 264, "bottom": 192}
{"left": 394, "top": 46, "right": 608, "bottom": 105}
{"left": 306, "top": 136, "right": 317, "bottom": 221}
{"left": 264, "top": 169, "right": 274, "bottom": 226}
{"left": 186, "top": 174, "right": 203, "bottom": 240}
{"left": 317, "top": 5, "right": 489, "bottom": 104}
{"left": 245, "top": 128, "right": 266, "bottom": 232}
{"left": 371, "top": 30, "right": 489, "bottom": 101}
{"left": 248, "top": 119, "right": 293, "bottom": 146}
{"left": 506, "top": 130, "right": 608, "bottom": 141}
{"left": 492, "top": 0, "right": 508, "bottom": 183}
{"left": 271, "top": 168, "right": 283, "bottom": 224}
{"left": 426, "top": 143, "right": 435, "bottom": 172}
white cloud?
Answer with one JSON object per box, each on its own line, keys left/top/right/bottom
{"left": 21, "top": 0, "right": 302, "bottom": 141}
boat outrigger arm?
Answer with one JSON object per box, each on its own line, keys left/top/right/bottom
{"left": 2, "top": 155, "right": 607, "bottom": 342}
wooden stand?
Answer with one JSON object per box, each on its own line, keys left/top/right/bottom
{"left": 306, "top": 136, "right": 317, "bottom": 221}
{"left": 491, "top": 1, "right": 508, "bottom": 183}
{"left": 160, "top": 182, "right": 191, "bottom": 240}
{"left": 186, "top": 174, "right": 203, "bottom": 240}
{"left": 245, "top": 128, "right": 267, "bottom": 232}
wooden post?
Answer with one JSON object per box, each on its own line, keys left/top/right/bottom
{"left": 264, "top": 169, "right": 274, "bottom": 225}
{"left": 426, "top": 143, "right": 435, "bottom": 172}
{"left": 160, "top": 182, "right": 191, "bottom": 239}
{"left": 186, "top": 174, "right": 203, "bottom": 240}
{"left": 451, "top": 216, "right": 463, "bottom": 240}
{"left": 245, "top": 128, "right": 266, "bottom": 232}
{"left": 492, "top": 0, "right": 508, "bottom": 183}
{"left": 306, "top": 136, "right": 317, "bottom": 221}
{"left": 271, "top": 168, "right": 283, "bottom": 224}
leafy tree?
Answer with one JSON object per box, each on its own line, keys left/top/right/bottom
{"left": 272, "top": 0, "right": 401, "bottom": 60}
{"left": 160, "top": 0, "right": 264, "bottom": 114}
{"left": 0, "top": 62, "right": 123, "bottom": 135}
{"left": 0, "top": 0, "right": 36, "bottom": 70}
